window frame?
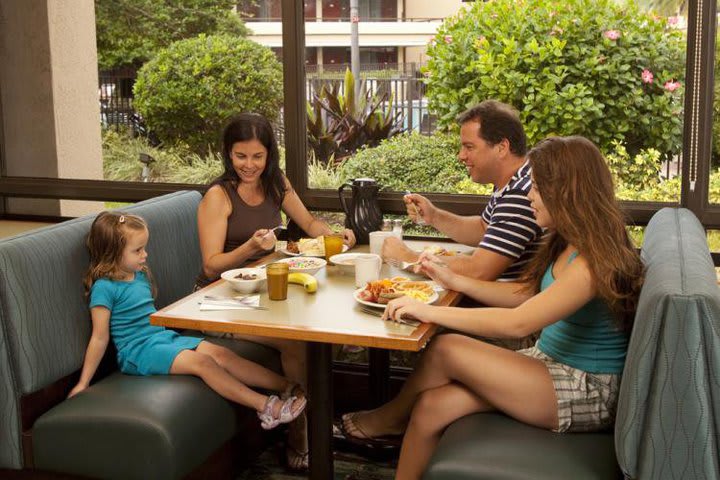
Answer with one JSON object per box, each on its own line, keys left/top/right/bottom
{"left": 0, "top": 0, "right": 716, "bottom": 232}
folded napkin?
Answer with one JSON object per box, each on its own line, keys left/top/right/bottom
{"left": 199, "top": 295, "right": 262, "bottom": 311}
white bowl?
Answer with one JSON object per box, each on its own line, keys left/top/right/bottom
{"left": 276, "top": 256, "right": 327, "bottom": 275}
{"left": 328, "top": 252, "right": 366, "bottom": 274}
{"left": 220, "top": 268, "right": 267, "bottom": 293}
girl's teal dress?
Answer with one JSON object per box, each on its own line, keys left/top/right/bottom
{"left": 89, "top": 271, "right": 202, "bottom": 375}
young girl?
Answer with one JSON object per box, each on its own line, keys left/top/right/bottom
{"left": 341, "top": 136, "right": 645, "bottom": 479}
{"left": 68, "top": 211, "right": 306, "bottom": 430}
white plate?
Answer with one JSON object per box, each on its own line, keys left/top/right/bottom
{"left": 279, "top": 244, "right": 349, "bottom": 257}
{"left": 353, "top": 287, "right": 439, "bottom": 309}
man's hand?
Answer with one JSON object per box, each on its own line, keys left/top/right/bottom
{"left": 381, "top": 236, "right": 418, "bottom": 263}
{"left": 404, "top": 193, "right": 437, "bottom": 226}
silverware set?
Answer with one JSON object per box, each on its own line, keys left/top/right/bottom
{"left": 200, "top": 295, "right": 268, "bottom": 310}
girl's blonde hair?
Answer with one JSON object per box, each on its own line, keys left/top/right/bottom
{"left": 84, "top": 211, "right": 156, "bottom": 297}
{"left": 518, "top": 136, "right": 645, "bottom": 331}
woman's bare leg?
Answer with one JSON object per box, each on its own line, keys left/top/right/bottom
{"left": 343, "top": 334, "right": 558, "bottom": 440}
{"left": 396, "top": 383, "right": 490, "bottom": 480}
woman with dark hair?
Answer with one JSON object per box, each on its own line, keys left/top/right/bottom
{"left": 196, "top": 113, "right": 355, "bottom": 471}
{"left": 340, "top": 136, "right": 645, "bottom": 479}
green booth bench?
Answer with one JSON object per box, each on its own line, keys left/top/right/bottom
{"left": 423, "top": 208, "right": 720, "bottom": 480}
{"left": 0, "top": 191, "right": 282, "bottom": 479}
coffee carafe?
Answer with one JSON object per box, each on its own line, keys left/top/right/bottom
{"left": 338, "top": 178, "right": 383, "bottom": 244}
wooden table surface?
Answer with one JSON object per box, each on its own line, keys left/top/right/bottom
{"left": 151, "top": 241, "right": 470, "bottom": 350}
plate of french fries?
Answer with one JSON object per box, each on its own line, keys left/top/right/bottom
{"left": 354, "top": 277, "right": 438, "bottom": 309}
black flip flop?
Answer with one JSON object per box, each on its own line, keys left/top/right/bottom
{"left": 338, "top": 412, "right": 403, "bottom": 449}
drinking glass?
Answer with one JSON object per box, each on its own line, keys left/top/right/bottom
{"left": 323, "top": 234, "right": 344, "bottom": 262}
{"left": 266, "top": 263, "right": 289, "bottom": 301}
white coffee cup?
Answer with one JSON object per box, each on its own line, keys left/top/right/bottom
{"left": 355, "top": 254, "right": 382, "bottom": 288}
{"left": 369, "top": 231, "right": 395, "bottom": 256}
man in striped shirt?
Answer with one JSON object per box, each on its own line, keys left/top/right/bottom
{"left": 384, "top": 100, "right": 543, "bottom": 283}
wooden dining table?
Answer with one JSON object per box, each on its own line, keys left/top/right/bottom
{"left": 150, "top": 240, "right": 469, "bottom": 479}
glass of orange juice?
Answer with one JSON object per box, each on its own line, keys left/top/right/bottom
{"left": 323, "top": 234, "right": 344, "bottom": 262}
{"left": 266, "top": 263, "right": 289, "bottom": 300}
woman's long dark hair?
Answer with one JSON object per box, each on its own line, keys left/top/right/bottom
{"left": 518, "top": 136, "right": 645, "bottom": 331}
{"left": 213, "top": 113, "right": 287, "bottom": 206}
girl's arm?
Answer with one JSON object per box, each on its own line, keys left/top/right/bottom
{"left": 197, "top": 185, "right": 269, "bottom": 278}
{"left": 281, "top": 177, "right": 357, "bottom": 247}
{"left": 386, "top": 255, "right": 596, "bottom": 339}
{"left": 68, "top": 306, "right": 111, "bottom": 398}
{"left": 422, "top": 255, "right": 533, "bottom": 308}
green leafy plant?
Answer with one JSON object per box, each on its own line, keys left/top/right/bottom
{"left": 102, "top": 129, "right": 287, "bottom": 184}
{"left": 606, "top": 141, "right": 662, "bottom": 191}
{"left": 307, "top": 68, "right": 405, "bottom": 164}
{"left": 134, "top": 34, "right": 283, "bottom": 155}
{"left": 95, "top": 0, "right": 249, "bottom": 70}
{"left": 424, "top": 0, "right": 685, "bottom": 160}
{"left": 339, "top": 132, "right": 469, "bottom": 193}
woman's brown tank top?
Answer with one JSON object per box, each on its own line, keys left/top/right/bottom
{"left": 195, "top": 181, "right": 282, "bottom": 288}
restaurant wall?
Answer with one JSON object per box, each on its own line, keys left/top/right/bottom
{"left": 0, "top": 0, "right": 102, "bottom": 216}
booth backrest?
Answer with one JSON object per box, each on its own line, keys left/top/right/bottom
{"left": 0, "top": 190, "right": 202, "bottom": 469}
{"left": 615, "top": 207, "right": 720, "bottom": 479}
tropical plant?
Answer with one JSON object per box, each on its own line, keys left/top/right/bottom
{"left": 424, "top": 0, "right": 685, "bottom": 161}
{"left": 307, "top": 69, "right": 405, "bottom": 164}
{"left": 134, "top": 34, "right": 283, "bottom": 155}
{"left": 95, "top": 0, "right": 249, "bottom": 70}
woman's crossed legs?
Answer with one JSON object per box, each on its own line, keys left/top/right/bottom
{"left": 343, "top": 334, "right": 559, "bottom": 479}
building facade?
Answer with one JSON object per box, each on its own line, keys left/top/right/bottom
{"left": 237, "top": 0, "right": 469, "bottom": 70}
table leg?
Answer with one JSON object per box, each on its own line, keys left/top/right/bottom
{"left": 368, "top": 347, "right": 391, "bottom": 407}
{"left": 308, "top": 341, "right": 333, "bottom": 479}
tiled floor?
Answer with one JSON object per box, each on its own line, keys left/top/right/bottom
{"left": 0, "top": 220, "right": 54, "bottom": 239}
{"left": 237, "top": 444, "right": 396, "bottom": 480}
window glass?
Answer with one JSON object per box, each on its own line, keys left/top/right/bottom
{"left": 711, "top": 13, "right": 720, "bottom": 206}
{"left": 95, "top": 1, "right": 285, "bottom": 188}
{"left": 304, "top": 1, "right": 686, "bottom": 204}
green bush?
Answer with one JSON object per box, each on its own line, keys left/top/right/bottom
{"left": 102, "top": 129, "right": 188, "bottom": 182}
{"left": 102, "top": 129, "right": 289, "bottom": 185}
{"left": 133, "top": 34, "right": 283, "bottom": 154}
{"left": 339, "top": 132, "right": 483, "bottom": 193}
{"left": 425, "top": 0, "right": 685, "bottom": 159}
{"left": 606, "top": 141, "right": 662, "bottom": 190}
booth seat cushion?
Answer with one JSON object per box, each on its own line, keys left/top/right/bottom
{"left": 424, "top": 413, "right": 620, "bottom": 480}
{"left": 32, "top": 329, "right": 281, "bottom": 480}
{"left": 33, "top": 373, "right": 235, "bottom": 480}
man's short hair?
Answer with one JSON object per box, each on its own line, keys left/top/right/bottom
{"left": 457, "top": 100, "right": 527, "bottom": 157}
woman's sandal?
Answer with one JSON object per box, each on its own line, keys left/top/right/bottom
{"left": 339, "top": 412, "right": 403, "bottom": 448}
{"left": 257, "top": 395, "right": 307, "bottom": 430}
